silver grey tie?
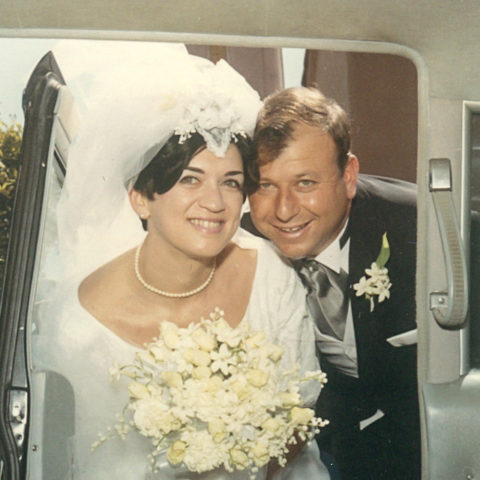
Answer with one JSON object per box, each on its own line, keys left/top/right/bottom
{"left": 296, "top": 259, "right": 349, "bottom": 340}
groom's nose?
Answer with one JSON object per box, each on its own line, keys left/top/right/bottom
{"left": 274, "top": 188, "right": 299, "bottom": 222}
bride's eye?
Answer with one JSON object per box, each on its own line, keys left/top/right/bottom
{"left": 179, "top": 175, "right": 200, "bottom": 185}
{"left": 223, "top": 178, "right": 243, "bottom": 190}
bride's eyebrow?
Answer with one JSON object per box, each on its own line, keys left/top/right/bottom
{"left": 225, "top": 170, "right": 244, "bottom": 177}
{"left": 183, "top": 167, "right": 243, "bottom": 177}
{"left": 183, "top": 166, "right": 204, "bottom": 174}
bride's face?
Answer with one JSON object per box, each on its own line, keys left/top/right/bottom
{"left": 142, "top": 143, "right": 245, "bottom": 259}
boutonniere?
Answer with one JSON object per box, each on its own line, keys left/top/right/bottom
{"left": 353, "top": 232, "right": 392, "bottom": 312}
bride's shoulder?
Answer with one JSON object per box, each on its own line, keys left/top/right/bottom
{"left": 232, "top": 229, "right": 291, "bottom": 267}
{"left": 78, "top": 249, "right": 135, "bottom": 316}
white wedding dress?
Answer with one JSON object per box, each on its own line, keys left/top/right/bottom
{"left": 34, "top": 233, "right": 330, "bottom": 480}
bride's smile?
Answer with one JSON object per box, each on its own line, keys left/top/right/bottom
{"left": 188, "top": 218, "right": 225, "bottom": 233}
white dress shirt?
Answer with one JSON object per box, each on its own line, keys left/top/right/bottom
{"left": 313, "top": 223, "right": 359, "bottom": 378}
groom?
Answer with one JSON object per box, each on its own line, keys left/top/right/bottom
{"left": 244, "top": 87, "right": 420, "bottom": 479}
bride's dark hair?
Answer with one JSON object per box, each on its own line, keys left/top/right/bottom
{"left": 133, "top": 132, "right": 256, "bottom": 229}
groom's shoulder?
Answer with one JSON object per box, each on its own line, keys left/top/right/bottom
{"left": 355, "top": 173, "right": 417, "bottom": 211}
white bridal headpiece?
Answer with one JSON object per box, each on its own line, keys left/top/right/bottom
{"left": 52, "top": 41, "right": 262, "bottom": 280}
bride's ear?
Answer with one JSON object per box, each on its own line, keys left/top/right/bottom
{"left": 129, "top": 189, "right": 150, "bottom": 220}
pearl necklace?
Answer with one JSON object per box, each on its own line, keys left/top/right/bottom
{"left": 134, "top": 244, "right": 216, "bottom": 298}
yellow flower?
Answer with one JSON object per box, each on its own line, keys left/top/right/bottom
{"left": 205, "top": 375, "right": 222, "bottom": 393}
{"left": 279, "top": 392, "right": 300, "bottom": 407}
{"left": 229, "top": 447, "right": 250, "bottom": 470}
{"left": 149, "top": 345, "right": 166, "bottom": 361}
{"left": 167, "top": 440, "right": 187, "bottom": 465}
{"left": 251, "top": 440, "right": 270, "bottom": 467}
{"left": 261, "top": 417, "right": 282, "bottom": 434}
{"left": 127, "top": 381, "right": 150, "bottom": 399}
{"left": 231, "top": 378, "right": 252, "bottom": 400}
{"left": 192, "top": 327, "right": 216, "bottom": 351}
{"left": 160, "top": 412, "right": 182, "bottom": 434}
{"left": 246, "top": 369, "right": 267, "bottom": 388}
{"left": 290, "top": 406, "right": 315, "bottom": 425}
{"left": 161, "top": 322, "right": 180, "bottom": 350}
{"left": 208, "top": 418, "right": 226, "bottom": 443}
{"left": 162, "top": 371, "right": 183, "bottom": 388}
{"left": 191, "top": 366, "right": 211, "bottom": 379}
{"left": 136, "top": 350, "right": 156, "bottom": 364}
{"left": 185, "top": 348, "right": 211, "bottom": 367}
{"left": 266, "top": 344, "right": 284, "bottom": 363}
{"left": 246, "top": 331, "right": 266, "bottom": 349}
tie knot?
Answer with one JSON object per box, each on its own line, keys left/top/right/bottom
{"left": 302, "top": 258, "right": 321, "bottom": 273}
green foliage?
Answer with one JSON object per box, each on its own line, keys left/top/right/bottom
{"left": 0, "top": 119, "right": 23, "bottom": 283}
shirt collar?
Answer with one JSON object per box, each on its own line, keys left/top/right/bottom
{"left": 313, "top": 220, "right": 350, "bottom": 274}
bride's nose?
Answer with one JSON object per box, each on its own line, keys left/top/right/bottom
{"left": 198, "top": 182, "right": 226, "bottom": 212}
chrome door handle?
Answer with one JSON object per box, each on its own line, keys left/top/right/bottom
{"left": 429, "top": 158, "right": 469, "bottom": 329}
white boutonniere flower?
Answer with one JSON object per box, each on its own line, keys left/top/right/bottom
{"left": 353, "top": 232, "right": 392, "bottom": 312}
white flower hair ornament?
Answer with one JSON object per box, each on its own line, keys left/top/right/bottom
{"left": 353, "top": 233, "right": 392, "bottom": 312}
{"left": 173, "top": 59, "right": 261, "bottom": 158}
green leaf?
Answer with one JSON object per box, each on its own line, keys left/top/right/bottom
{"left": 375, "top": 232, "right": 390, "bottom": 268}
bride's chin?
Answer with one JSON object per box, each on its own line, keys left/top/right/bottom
{"left": 189, "top": 245, "right": 228, "bottom": 261}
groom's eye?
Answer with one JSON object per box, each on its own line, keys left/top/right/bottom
{"left": 258, "top": 181, "right": 273, "bottom": 190}
{"left": 298, "top": 179, "right": 316, "bottom": 188}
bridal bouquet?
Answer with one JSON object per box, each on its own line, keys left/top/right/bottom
{"left": 94, "top": 308, "right": 328, "bottom": 478}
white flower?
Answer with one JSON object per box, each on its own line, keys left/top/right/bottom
{"left": 353, "top": 233, "right": 392, "bottom": 312}
{"left": 354, "top": 263, "right": 392, "bottom": 312}
{"left": 182, "top": 430, "right": 227, "bottom": 472}
{"left": 210, "top": 343, "right": 236, "bottom": 376}
{"left": 353, "top": 275, "right": 372, "bottom": 297}
{"left": 132, "top": 398, "right": 179, "bottom": 437}
{"left": 172, "top": 61, "right": 261, "bottom": 158}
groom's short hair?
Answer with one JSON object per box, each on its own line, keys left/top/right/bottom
{"left": 254, "top": 87, "right": 351, "bottom": 172}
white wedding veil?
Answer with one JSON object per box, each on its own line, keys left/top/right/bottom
{"left": 51, "top": 41, "right": 263, "bottom": 282}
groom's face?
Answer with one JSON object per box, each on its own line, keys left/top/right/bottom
{"left": 249, "top": 123, "right": 358, "bottom": 259}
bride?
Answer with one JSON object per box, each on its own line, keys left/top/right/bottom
{"left": 35, "top": 43, "right": 331, "bottom": 479}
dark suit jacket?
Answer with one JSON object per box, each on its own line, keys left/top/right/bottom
{"left": 243, "top": 174, "right": 419, "bottom": 479}
{"left": 315, "top": 175, "right": 419, "bottom": 479}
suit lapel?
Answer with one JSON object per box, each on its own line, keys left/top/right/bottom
{"left": 348, "top": 183, "right": 385, "bottom": 381}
